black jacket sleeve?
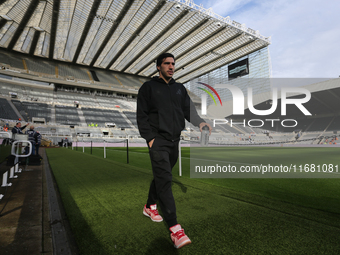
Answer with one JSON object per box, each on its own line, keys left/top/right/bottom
{"left": 137, "top": 84, "right": 156, "bottom": 143}
{"left": 20, "top": 124, "right": 28, "bottom": 131}
{"left": 183, "top": 89, "right": 205, "bottom": 127}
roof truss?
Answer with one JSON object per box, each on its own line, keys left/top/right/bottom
{"left": 0, "top": 0, "right": 270, "bottom": 82}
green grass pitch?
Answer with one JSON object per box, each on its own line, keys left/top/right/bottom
{"left": 46, "top": 147, "right": 340, "bottom": 254}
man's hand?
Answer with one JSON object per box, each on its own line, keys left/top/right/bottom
{"left": 199, "top": 122, "right": 212, "bottom": 135}
{"left": 148, "top": 138, "right": 155, "bottom": 148}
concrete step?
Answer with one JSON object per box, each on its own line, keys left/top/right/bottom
{"left": 6, "top": 98, "right": 24, "bottom": 121}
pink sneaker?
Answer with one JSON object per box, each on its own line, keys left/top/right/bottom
{"left": 170, "top": 224, "right": 191, "bottom": 249}
{"left": 143, "top": 204, "right": 163, "bottom": 222}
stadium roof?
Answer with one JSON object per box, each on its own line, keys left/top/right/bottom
{"left": 0, "top": 0, "right": 271, "bottom": 84}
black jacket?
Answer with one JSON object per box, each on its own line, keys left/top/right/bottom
{"left": 12, "top": 124, "right": 28, "bottom": 134}
{"left": 137, "top": 76, "right": 205, "bottom": 142}
{"left": 36, "top": 132, "right": 42, "bottom": 145}
{"left": 25, "top": 129, "right": 39, "bottom": 144}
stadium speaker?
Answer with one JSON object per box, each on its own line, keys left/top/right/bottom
{"left": 70, "top": 125, "right": 75, "bottom": 128}
{"left": 333, "top": 131, "right": 337, "bottom": 134}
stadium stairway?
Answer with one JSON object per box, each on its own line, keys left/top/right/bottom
{"left": 76, "top": 108, "right": 87, "bottom": 126}
{"left": 121, "top": 112, "right": 134, "bottom": 128}
{"left": 6, "top": 98, "right": 24, "bottom": 121}
{"left": 50, "top": 106, "right": 56, "bottom": 123}
{"left": 303, "top": 119, "right": 316, "bottom": 132}
{"left": 324, "top": 117, "right": 335, "bottom": 133}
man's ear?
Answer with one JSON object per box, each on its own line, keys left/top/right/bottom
{"left": 157, "top": 66, "right": 160, "bottom": 71}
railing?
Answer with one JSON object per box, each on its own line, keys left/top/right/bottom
{"left": 0, "top": 136, "right": 32, "bottom": 201}
{"left": 0, "top": 131, "right": 12, "bottom": 139}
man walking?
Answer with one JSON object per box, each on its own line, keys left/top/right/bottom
{"left": 137, "top": 53, "right": 211, "bottom": 249}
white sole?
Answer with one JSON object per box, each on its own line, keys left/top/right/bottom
{"left": 143, "top": 210, "right": 163, "bottom": 222}
{"left": 174, "top": 239, "right": 191, "bottom": 249}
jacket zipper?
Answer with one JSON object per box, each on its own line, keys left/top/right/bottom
{"left": 168, "top": 83, "right": 175, "bottom": 142}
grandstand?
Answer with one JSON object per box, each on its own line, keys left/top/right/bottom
{"left": 1, "top": 55, "right": 340, "bottom": 146}
{"left": 0, "top": 97, "right": 19, "bottom": 120}
{"left": 0, "top": 0, "right": 274, "bottom": 146}
{"left": 2, "top": 77, "right": 340, "bottom": 146}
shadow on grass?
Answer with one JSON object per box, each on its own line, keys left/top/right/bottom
{"left": 144, "top": 237, "right": 180, "bottom": 255}
{"left": 60, "top": 188, "right": 110, "bottom": 255}
{"left": 173, "top": 177, "right": 187, "bottom": 193}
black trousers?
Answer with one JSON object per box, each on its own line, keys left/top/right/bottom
{"left": 147, "top": 137, "right": 179, "bottom": 227}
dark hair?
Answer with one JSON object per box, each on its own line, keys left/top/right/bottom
{"left": 156, "top": 53, "right": 175, "bottom": 67}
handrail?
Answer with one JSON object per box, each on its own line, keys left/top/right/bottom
{"left": 0, "top": 131, "right": 12, "bottom": 139}
{"left": 11, "top": 141, "right": 32, "bottom": 157}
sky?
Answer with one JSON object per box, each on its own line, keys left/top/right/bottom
{"left": 193, "top": 0, "right": 340, "bottom": 78}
